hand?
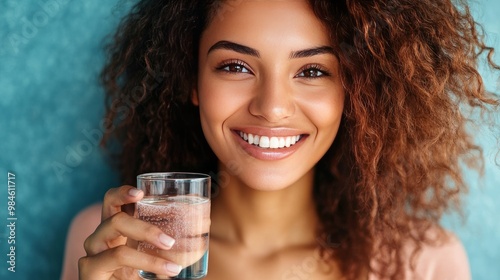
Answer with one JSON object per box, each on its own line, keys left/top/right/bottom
{"left": 78, "top": 185, "right": 183, "bottom": 280}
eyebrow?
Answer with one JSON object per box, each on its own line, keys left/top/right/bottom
{"left": 289, "top": 46, "right": 335, "bottom": 59}
{"left": 207, "top": 40, "right": 335, "bottom": 59}
{"left": 208, "top": 41, "right": 260, "bottom": 57}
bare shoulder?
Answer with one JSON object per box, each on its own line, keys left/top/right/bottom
{"left": 71, "top": 203, "right": 102, "bottom": 228}
{"left": 369, "top": 229, "right": 470, "bottom": 280}
{"left": 66, "top": 203, "right": 102, "bottom": 242}
{"left": 66, "top": 203, "right": 102, "bottom": 251}
{"left": 408, "top": 230, "right": 471, "bottom": 280}
{"left": 417, "top": 232, "right": 471, "bottom": 280}
{"left": 60, "top": 203, "right": 102, "bottom": 280}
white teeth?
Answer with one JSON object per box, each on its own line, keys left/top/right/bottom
{"left": 279, "top": 137, "right": 285, "bottom": 148}
{"left": 243, "top": 133, "right": 248, "bottom": 141}
{"left": 269, "top": 137, "right": 279, "bottom": 148}
{"left": 239, "top": 132, "right": 302, "bottom": 149}
{"left": 259, "top": 136, "right": 270, "bottom": 148}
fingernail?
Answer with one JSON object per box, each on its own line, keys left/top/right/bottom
{"left": 159, "top": 233, "right": 175, "bottom": 248}
{"left": 165, "top": 263, "right": 182, "bottom": 275}
{"left": 128, "top": 188, "right": 141, "bottom": 197}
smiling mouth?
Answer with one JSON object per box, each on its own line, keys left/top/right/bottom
{"left": 238, "top": 131, "right": 303, "bottom": 149}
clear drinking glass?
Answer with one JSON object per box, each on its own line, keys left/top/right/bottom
{"left": 135, "top": 172, "right": 211, "bottom": 279}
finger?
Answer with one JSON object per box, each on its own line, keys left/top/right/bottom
{"left": 79, "top": 245, "right": 183, "bottom": 280}
{"left": 84, "top": 212, "right": 175, "bottom": 256}
{"left": 102, "top": 185, "right": 143, "bottom": 220}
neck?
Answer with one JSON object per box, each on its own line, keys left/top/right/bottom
{"left": 210, "top": 164, "right": 319, "bottom": 253}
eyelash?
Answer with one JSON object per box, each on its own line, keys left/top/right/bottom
{"left": 215, "top": 60, "right": 331, "bottom": 79}
{"left": 296, "top": 64, "right": 331, "bottom": 79}
{"left": 215, "top": 59, "right": 252, "bottom": 74}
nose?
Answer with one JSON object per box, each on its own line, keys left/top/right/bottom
{"left": 248, "top": 76, "right": 295, "bottom": 122}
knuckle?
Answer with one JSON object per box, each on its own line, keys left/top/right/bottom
{"left": 78, "top": 256, "right": 89, "bottom": 270}
{"left": 83, "top": 231, "right": 100, "bottom": 254}
{"left": 103, "top": 187, "right": 118, "bottom": 202}
{"left": 83, "top": 235, "right": 92, "bottom": 252}
{"left": 108, "top": 211, "right": 128, "bottom": 227}
{"left": 110, "top": 245, "right": 129, "bottom": 262}
{"left": 103, "top": 185, "right": 129, "bottom": 203}
{"left": 83, "top": 232, "right": 104, "bottom": 255}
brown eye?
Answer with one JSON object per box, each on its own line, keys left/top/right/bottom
{"left": 216, "top": 60, "right": 251, "bottom": 74}
{"left": 301, "top": 69, "right": 323, "bottom": 78}
{"left": 225, "top": 64, "right": 249, "bottom": 73}
{"left": 295, "top": 64, "right": 330, "bottom": 79}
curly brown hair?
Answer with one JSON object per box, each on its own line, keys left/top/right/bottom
{"left": 100, "top": 0, "right": 499, "bottom": 279}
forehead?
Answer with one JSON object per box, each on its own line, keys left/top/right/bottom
{"left": 202, "top": 0, "right": 331, "bottom": 51}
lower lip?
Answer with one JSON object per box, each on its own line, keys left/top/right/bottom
{"left": 232, "top": 131, "right": 307, "bottom": 161}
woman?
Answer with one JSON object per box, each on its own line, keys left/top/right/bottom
{"left": 62, "top": 0, "right": 499, "bottom": 279}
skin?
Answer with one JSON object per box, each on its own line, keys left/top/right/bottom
{"left": 78, "top": 1, "right": 346, "bottom": 279}
{"left": 195, "top": 0, "right": 344, "bottom": 192}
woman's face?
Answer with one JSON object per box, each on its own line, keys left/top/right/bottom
{"left": 194, "top": 0, "right": 345, "bottom": 191}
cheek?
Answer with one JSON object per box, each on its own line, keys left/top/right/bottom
{"left": 198, "top": 84, "right": 236, "bottom": 126}
{"left": 197, "top": 70, "right": 254, "bottom": 124}
{"left": 300, "top": 87, "right": 345, "bottom": 134}
{"left": 196, "top": 74, "right": 250, "bottom": 145}
{"left": 197, "top": 72, "right": 224, "bottom": 127}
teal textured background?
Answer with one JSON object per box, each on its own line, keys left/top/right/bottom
{"left": 0, "top": 1, "right": 498, "bottom": 279}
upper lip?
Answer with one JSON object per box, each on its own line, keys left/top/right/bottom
{"left": 231, "top": 127, "right": 307, "bottom": 137}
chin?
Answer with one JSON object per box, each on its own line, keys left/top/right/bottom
{"left": 227, "top": 165, "right": 314, "bottom": 192}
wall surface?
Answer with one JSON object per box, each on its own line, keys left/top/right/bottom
{"left": 0, "top": 1, "right": 499, "bottom": 279}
